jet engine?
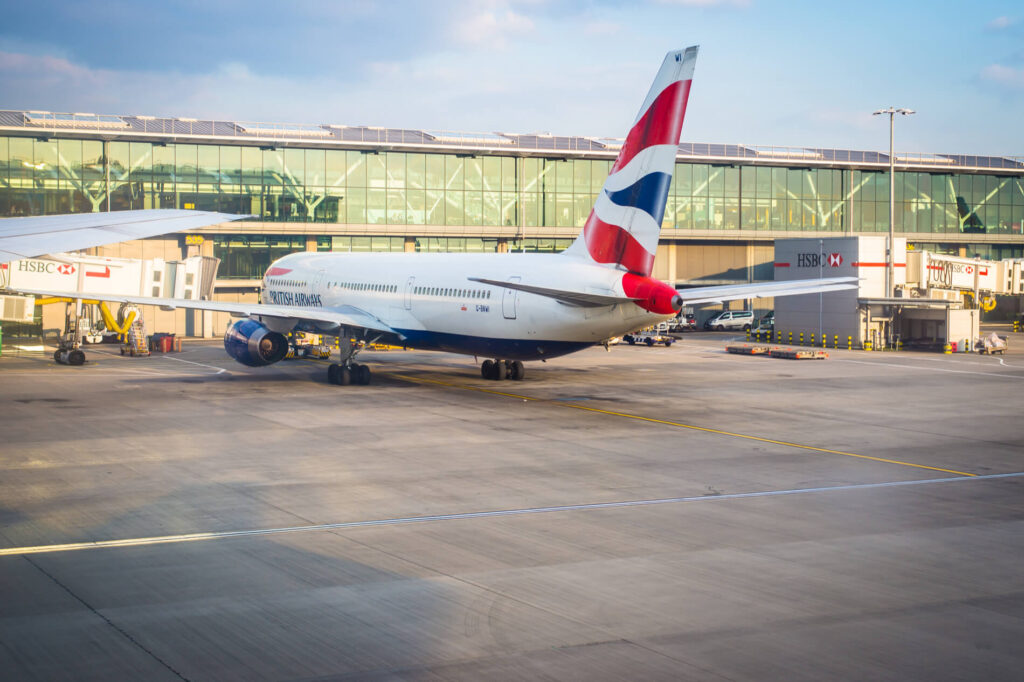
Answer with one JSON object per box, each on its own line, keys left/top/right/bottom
{"left": 223, "top": 319, "right": 289, "bottom": 367}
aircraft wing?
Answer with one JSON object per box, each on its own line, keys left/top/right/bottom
{"left": 677, "top": 277, "right": 859, "bottom": 305}
{"left": 0, "top": 209, "right": 251, "bottom": 264}
{"left": 7, "top": 288, "right": 398, "bottom": 336}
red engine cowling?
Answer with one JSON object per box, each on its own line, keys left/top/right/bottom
{"left": 621, "top": 272, "right": 683, "bottom": 315}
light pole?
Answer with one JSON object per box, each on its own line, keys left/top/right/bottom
{"left": 872, "top": 107, "right": 914, "bottom": 299}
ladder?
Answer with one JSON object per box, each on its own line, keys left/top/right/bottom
{"left": 119, "top": 304, "right": 149, "bottom": 356}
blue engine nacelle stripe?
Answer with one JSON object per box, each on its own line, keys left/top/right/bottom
{"left": 224, "top": 319, "right": 289, "bottom": 367}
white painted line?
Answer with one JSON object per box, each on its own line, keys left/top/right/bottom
{"left": 2, "top": 472, "right": 1021, "bottom": 557}
{"left": 159, "top": 355, "right": 228, "bottom": 374}
{"left": 836, "top": 358, "right": 1024, "bottom": 380}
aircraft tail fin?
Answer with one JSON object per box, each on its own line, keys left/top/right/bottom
{"left": 563, "top": 46, "right": 698, "bottom": 276}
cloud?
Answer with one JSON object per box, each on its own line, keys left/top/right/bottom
{"left": 449, "top": 7, "right": 536, "bottom": 48}
{"left": 986, "top": 16, "right": 1015, "bottom": 30}
{"left": 980, "top": 63, "right": 1024, "bottom": 89}
{"left": 583, "top": 20, "right": 620, "bottom": 36}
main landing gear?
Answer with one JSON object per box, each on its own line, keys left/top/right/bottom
{"left": 481, "top": 359, "right": 525, "bottom": 381}
{"left": 328, "top": 362, "right": 371, "bottom": 386}
{"left": 326, "top": 334, "right": 373, "bottom": 386}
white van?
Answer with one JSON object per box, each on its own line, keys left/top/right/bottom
{"left": 703, "top": 310, "right": 755, "bottom": 331}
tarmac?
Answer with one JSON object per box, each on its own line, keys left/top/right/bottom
{"left": 1, "top": 330, "right": 1023, "bottom": 681}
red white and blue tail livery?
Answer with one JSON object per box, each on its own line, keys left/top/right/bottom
{"left": 565, "top": 46, "right": 696, "bottom": 277}
{"left": 5, "top": 46, "right": 858, "bottom": 383}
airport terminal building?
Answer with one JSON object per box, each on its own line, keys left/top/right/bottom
{"left": 1, "top": 109, "right": 1022, "bottom": 335}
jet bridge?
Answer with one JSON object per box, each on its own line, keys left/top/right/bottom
{"left": 0, "top": 253, "right": 219, "bottom": 355}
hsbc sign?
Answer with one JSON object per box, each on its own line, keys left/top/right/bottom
{"left": 796, "top": 252, "right": 845, "bottom": 267}
{"left": 16, "top": 259, "right": 75, "bottom": 275}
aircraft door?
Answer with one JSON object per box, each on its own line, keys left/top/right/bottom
{"left": 502, "top": 276, "right": 520, "bottom": 319}
{"left": 404, "top": 276, "right": 415, "bottom": 310}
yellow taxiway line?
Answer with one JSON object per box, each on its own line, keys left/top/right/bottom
{"left": 389, "top": 373, "right": 976, "bottom": 478}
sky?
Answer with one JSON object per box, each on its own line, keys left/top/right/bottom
{"left": 1, "top": 0, "right": 1022, "bottom": 156}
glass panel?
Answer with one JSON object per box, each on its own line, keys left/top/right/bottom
{"left": 724, "top": 167, "right": 740, "bottom": 196}
{"left": 464, "top": 157, "right": 482, "bottom": 191}
{"left": 346, "top": 186, "right": 366, "bottom": 223}
{"left": 367, "top": 188, "right": 386, "bottom": 224}
{"left": 693, "top": 164, "right": 709, "bottom": 196}
{"left": 483, "top": 191, "right": 501, "bottom": 225}
{"left": 426, "top": 188, "right": 444, "bottom": 224}
{"left": 241, "top": 147, "right": 261, "bottom": 186}
{"left": 346, "top": 150, "right": 366, "bottom": 186}
{"left": 573, "top": 160, "right": 589, "bottom": 194}
{"left": 501, "top": 193, "right": 517, "bottom": 227}
{"left": 555, "top": 160, "right": 573, "bottom": 193}
{"left": 425, "top": 154, "right": 444, "bottom": 189}
{"left": 262, "top": 148, "right": 282, "bottom": 185}
{"left": 366, "top": 153, "right": 386, "bottom": 188}
{"left": 501, "top": 156, "right": 517, "bottom": 192}
{"left": 675, "top": 163, "right": 692, "bottom": 196}
{"left": 522, "top": 157, "right": 540, "bottom": 192}
{"left": 592, "top": 160, "right": 609, "bottom": 192}
{"left": 219, "top": 146, "right": 241, "bottom": 184}
{"left": 197, "top": 145, "right": 219, "bottom": 183}
{"left": 387, "top": 187, "right": 407, "bottom": 223}
{"left": 445, "top": 190, "right": 463, "bottom": 225}
{"left": 445, "top": 155, "right": 464, "bottom": 190}
{"left": 465, "top": 191, "right": 482, "bottom": 224}
{"left": 283, "top": 148, "right": 304, "bottom": 185}
{"left": 482, "top": 156, "right": 500, "bottom": 191}
{"left": 574, "top": 193, "right": 592, "bottom": 227}
{"left": 405, "top": 187, "right": 425, "bottom": 224}
{"left": 305, "top": 148, "right": 325, "bottom": 187}
{"left": 386, "top": 152, "right": 405, "bottom": 188}
{"left": 556, "top": 193, "right": 573, "bottom": 227}
{"left": 406, "top": 153, "right": 424, "bottom": 190}
{"left": 523, "top": 192, "right": 538, "bottom": 227}
{"left": 108, "top": 141, "right": 130, "bottom": 182}
{"left": 325, "top": 150, "right": 346, "bottom": 187}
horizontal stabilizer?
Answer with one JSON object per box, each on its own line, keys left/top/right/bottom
{"left": 677, "top": 277, "right": 859, "bottom": 305}
{"left": 468, "top": 277, "right": 636, "bottom": 308}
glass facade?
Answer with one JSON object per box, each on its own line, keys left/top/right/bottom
{"left": 3, "top": 135, "right": 1021, "bottom": 236}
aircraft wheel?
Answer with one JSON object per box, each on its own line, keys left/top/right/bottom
{"left": 337, "top": 366, "right": 352, "bottom": 386}
{"left": 509, "top": 360, "right": 525, "bottom": 381}
{"left": 328, "top": 364, "right": 340, "bottom": 384}
{"left": 355, "top": 364, "right": 371, "bottom": 385}
{"left": 481, "top": 359, "right": 494, "bottom": 379}
{"left": 490, "top": 360, "right": 505, "bottom": 381}
{"left": 68, "top": 350, "right": 86, "bottom": 366}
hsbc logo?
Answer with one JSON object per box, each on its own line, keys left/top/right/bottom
{"left": 17, "top": 260, "right": 75, "bottom": 275}
{"left": 797, "top": 252, "right": 845, "bottom": 267}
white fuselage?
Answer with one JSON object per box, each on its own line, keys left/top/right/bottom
{"left": 259, "top": 251, "right": 670, "bottom": 360}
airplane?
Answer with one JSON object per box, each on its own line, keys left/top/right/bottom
{"left": 2, "top": 46, "right": 858, "bottom": 384}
